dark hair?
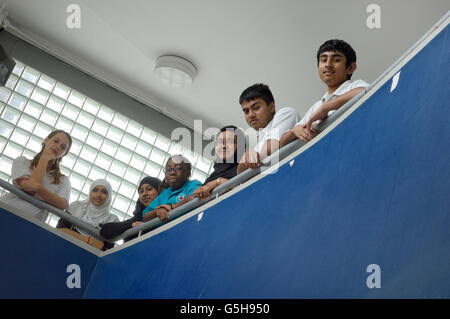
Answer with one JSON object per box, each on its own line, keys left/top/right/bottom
{"left": 239, "top": 83, "right": 274, "bottom": 106}
{"left": 316, "top": 39, "right": 357, "bottom": 79}
{"left": 167, "top": 154, "right": 192, "bottom": 177}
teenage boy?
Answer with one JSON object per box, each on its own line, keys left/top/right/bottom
{"left": 280, "top": 39, "right": 369, "bottom": 146}
{"left": 237, "top": 83, "right": 300, "bottom": 174}
{"left": 143, "top": 155, "right": 201, "bottom": 222}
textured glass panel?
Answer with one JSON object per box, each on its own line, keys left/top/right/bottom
{"left": 168, "top": 142, "right": 183, "bottom": 155}
{"left": 94, "top": 153, "right": 112, "bottom": 170}
{"left": 121, "top": 134, "right": 137, "bottom": 151}
{"left": 82, "top": 179, "right": 94, "bottom": 195}
{"left": 0, "top": 156, "right": 13, "bottom": 174}
{"left": 22, "top": 66, "right": 40, "bottom": 84}
{"left": 3, "top": 141, "right": 23, "bottom": 159}
{"left": 98, "top": 105, "right": 114, "bottom": 122}
{"left": 0, "top": 87, "right": 11, "bottom": 103}
{"left": 68, "top": 138, "right": 83, "bottom": 156}
{"left": 100, "top": 139, "right": 118, "bottom": 157}
{"left": 17, "top": 114, "right": 37, "bottom": 132}
{"left": 88, "top": 166, "right": 107, "bottom": 181}
{"left": 157, "top": 170, "right": 165, "bottom": 181}
{"left": 39, "top": 108, "right": 59, "bottom": 127}
{"left": 61, "top": 153, "right": 76, "bottom": 170}
{"left": 0, "top": 120, "right": 14, "bottom": 138}
{"left": 46, "top": 95, "right": 65, "bottom": 113}
{"left": 1, "top": 106, "right": 21, "bottom": 124}
{"left": 53, "top": 82, "right": 71, "bottom": 100}
{"left": 30, "top": 88, "right": 50, "bottom": 105}
{"left": 106, "top": 127, "right": 123, "bottom": 142}
{"left": 85, "top": 131, "right": 103, "bottom": 148}
{"left": 73, "top": 158, "right": 91, "bottom": 176}
{"left": 67, "top": 90, "right": 85, "bottom": 107}
{"left": 129, "top": 154, "right": 146, "bottom": 171}
{"left": 106, "top": 173, "right": 121, "bottom": 192}
{"left": 91, "top": 119, "right": 109, "bottom": 136}
{"left": 144, "top": 161, "right": 161, "bottom": 177}
{"left": 12, "top": 60, "right": 25, "bottom": 76}
{"left": 22, "top": 149, "right": 35, "bottom": 160}
{"left": 60, "top": 166, "right": 70, "bottom": 176}
{"left": 37, "top": 74, "right": 56, "bottom": 92}
{"left": 154, "top": 135, "right": 170, "bottom": 152}
{"left": 112, "top": 113, "right": 128, "bottom": 130}
{"left": 15, "top": 79, "right": 34, "bottom": 97}
{"left": 111, "top": 208, "right": 125, "bottom": 222}
{"left": 182, "top": 149, "right": 198, "bottom": 166}
{"left": 5, "top": 74, "right": 18, "bottom": 90}
{"left": 79, "top": 144, "right": 97, "bottom": 162}
{"left": 10, "top": 128, "right": 30, "bottom": 146}
{"left": 8, "top": 92, "right": 27, "bottom": 110}
{"left": 33, "top": 122, "right": 53, "bottom": 139}
{"left": 83, "top": 99, "right": 100, "bottom": 115}
{"left": 77, "top": 111, "right": 94, "bottom": 129}
{"left": 70, "top": 172, "right": 85, "bottom": 191}
{"left": 24, "top": 101, "right": 44, "bottom": 118}
{"left": 26, "top": 135, "right": 43, "bottom": 153}
{"left": 61, "top": 103, "right": 79, "bottom": 120}
{"left": 118, "top": 180, "right": 135, "bottom": 197}
{"left": 116, "top": 147, "right": 131, "bottom": 164}
{"left": 149, "top": 148, "right": 166, "bottom": 164}
{"left": 135, "top": 140, "right": 152, "bottom": 158}
{"left": 126, "top": 120, "right": 143, "bottom": 137}
{"left": 112, "top": 194, "right": 130, "bottom": 212}
{"left": 71, "top": 124, "right": 88, "bottom": 142}
{"left": 123, "top": 167, "right": 141, "bottom": 184}
{"left": 110, "top": 160, "right": 127, "bottom": 177}
{"left": 55, "top": 116, "right": 74, "bottom": 133}
{"left": 0, "top": 136, "right": 8, "bottom": 153}
{"left": 141, "top": 128, "right": 157, "bottom": 145}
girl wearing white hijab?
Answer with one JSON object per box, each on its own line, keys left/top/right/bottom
{"left": 57, "top": 179, "right": 119, "bottom": 249}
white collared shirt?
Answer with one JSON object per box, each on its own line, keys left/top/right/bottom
{"left": 254, "top": 107, "right": 300, "bottom": 153}
{"left": 296, "top": 79, "right": 369, "bottom": 126}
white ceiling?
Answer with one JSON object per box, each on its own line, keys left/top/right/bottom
{"left": 2, "top": 0, "right": 449, "bottom": 133}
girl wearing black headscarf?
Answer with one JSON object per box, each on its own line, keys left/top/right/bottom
{"left": 193, "top": 125, "right": 246, "bottom": 200}
{"left": 100, "top": 176, "right": 162, "bottom": 242}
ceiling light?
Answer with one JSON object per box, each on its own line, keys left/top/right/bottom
{"left": 154, "top": 55, "right": 196, "bottom": 88}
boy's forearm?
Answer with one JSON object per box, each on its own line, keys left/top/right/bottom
{"left": 325, "top": 87, "right": 365, "bottom": 112}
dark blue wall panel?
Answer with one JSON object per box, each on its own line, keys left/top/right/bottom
{"left": 83, "top": 25, "right": 450, "bottom": 298}
{"left": 0, "top": 207, "right": 99, "bottom": 298}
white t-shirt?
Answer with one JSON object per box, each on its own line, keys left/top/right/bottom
{"left": 297, "top": 79, "right": 369, "bottom": 126}
{"left": 254, "top": 107, "right": 301, "bottom": 153}
{"left": 0, "top": 156, "right": 71, "bottom": 222}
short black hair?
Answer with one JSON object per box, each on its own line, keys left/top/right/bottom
{"left": 239, "top": 83, "right": 274, "bottom": 105}
{"left": 316, "top": 39, "right": 357, "bottom": 79}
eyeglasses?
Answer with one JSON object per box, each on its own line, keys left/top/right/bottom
{"left": 163, "top": 166, "right": 184, "bottom": 174}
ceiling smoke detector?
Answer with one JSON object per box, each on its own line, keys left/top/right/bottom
{"left": 154, "top": 55, "right": 196, "bottom": 88}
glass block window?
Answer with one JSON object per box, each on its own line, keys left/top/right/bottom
{"left": 0, "top": 59, "right": 214, "bottom": 229}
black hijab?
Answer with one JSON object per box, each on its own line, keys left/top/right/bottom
{"left": 204, "top": 125, "right": 246, "bottom": 185}
{"left": 132, "top": 176, "right": 162, "bottom": 219}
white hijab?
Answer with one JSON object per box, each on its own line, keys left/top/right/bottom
{"left": 68, "top": 179, "right": 118, "bottom": 236}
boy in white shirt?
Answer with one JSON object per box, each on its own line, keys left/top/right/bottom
{"left": 281, "top": 39, "right": 369, "bottom": 146}
{"left": 237, "top": 83, "right": 300, "bottom": 174}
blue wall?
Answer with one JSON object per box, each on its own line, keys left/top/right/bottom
{"left": 0, "top": 207, "right": 99, "bottom": 298}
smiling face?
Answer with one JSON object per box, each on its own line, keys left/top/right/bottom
{"left": 138, "top": 183, "right": 159, "bottom": 207}
{"left": 43, "top": 132, "right": 71, "bottom": 160}
{"left": 241, "top": 98, "right": 275, "bottom": 130}
{"left": 318, "top": 50, "right": 356, "bottom": 91}
{"left": 90, "top": 185, "right": 109, "bottom": 206}
{"left": 215, "top": 131, "right": 237, "bottom": 163}
{"left": 164, "top": 158, "right": 189, "bottom": 190}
